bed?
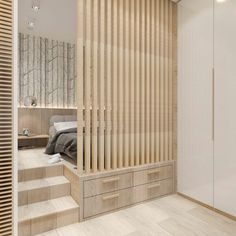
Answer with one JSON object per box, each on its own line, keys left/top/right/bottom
{"left": 45, "top": 115, "right": 77, "bottom": 161}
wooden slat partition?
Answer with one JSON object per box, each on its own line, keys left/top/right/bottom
{"left": 77, "top": 0, "right": 177, "bottom": 174}
{"left": 0, "top": 0, "right": 13, "bottom": 235}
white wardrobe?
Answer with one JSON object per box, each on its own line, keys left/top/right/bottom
{"left": 178, "top": 0, "right": 236, "bottom": 217}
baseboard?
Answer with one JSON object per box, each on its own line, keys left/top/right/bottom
{"left": 177, "top": 192, "right": 236, "bottom": 221}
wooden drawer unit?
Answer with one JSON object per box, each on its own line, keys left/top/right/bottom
{"left": 84, "top": 188, "right": 132, "bottom": 218}
{"left": 84, "top": 173, "right": 133, "bottom": 198}
{"left": 133, "top": 178, "right": 173, "bottom": 203}
{"left": 133, "top": 165, "right": 173, "bottom": 186}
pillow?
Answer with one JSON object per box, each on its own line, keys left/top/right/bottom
{"left": 54, "top": 121, "right": 77, "bottom": 132}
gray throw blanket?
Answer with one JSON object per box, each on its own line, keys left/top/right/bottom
{"left": 45, "top": 128, "right": 77, "bottom": 161}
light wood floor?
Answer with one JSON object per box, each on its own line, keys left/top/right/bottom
{"left": 36, "top": 194, "right": 236, "bottom": 236}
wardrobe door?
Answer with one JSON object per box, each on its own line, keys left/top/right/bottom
{"left": 214, "top": 0, "right": 236, "bottom": 217}
{"left": 178, "top": 0, "right": 214, "bottom": 206}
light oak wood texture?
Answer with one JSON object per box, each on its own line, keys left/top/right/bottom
{"left": 18, "top": 108, "right": 76, "bottom": 136}
{"left": 18, "top": 176, "right": 70, "bottom": 206}
{"left": 0, "top": 0, "right": 14, "bottom": 235}
{"left": 133, "top": 178, "right": 173, "bottom": 203}
{"left": 77, "top": 0, "right": 177, "bottom": 173}
{"left": 63, "top": 165, "right": 80, "bottom": 205}
{"left": 84, "top": 173, "right": 133, "bottom": 198}
{"left": 84, "top": 188, "right": 133, "bottom": 218}
{"left": 18, "top": 196, "right": 79, "bottom": 236}
{"left": 36, "top": 194, "right": 236, "bottom": 236}
{"left": 80, "top": 162, "right": 174, "bottom": 220}
{"left": 133, "top": 165, "right": 173, "bottom": 186}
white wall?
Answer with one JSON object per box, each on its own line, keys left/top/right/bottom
{"left": 177, "top": 0, "right": 214, "bottom": 206}
{"left": 19, "top": 0, "right": 77, "bottom": 43}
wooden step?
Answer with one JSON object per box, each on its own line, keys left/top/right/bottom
{"left": 18, "top": 196, "right": 79, "bottom": 236}
{"left": 18, "top": 164, "right": 64, "bottom": 182}
{"left": 18, "top": 176, "right": 70, "bottom": 206}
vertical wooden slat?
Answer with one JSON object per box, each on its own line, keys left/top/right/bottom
{"left": 0, "top": 0, "right": 13, "bottom": 235}
{"left": 135, "top": 0, "right": 140, "bottom": 166}
{"left": 105, "top": 0, "right": 112, "bottom": 170}
{"left": 79, "top": 0, "right": 177, "bottom": 173}
{"left": 123, "top": 0, "right": 129, "bottom": 167}
{"left": 84, "top": 0, "right": 92, "bottom": 172}
{"left": 164, "top": 0, "right": 169, "bottom": 162}
{"left": 172, "top": 2, "right": 177, "bottom": 163}
{"left": 140, "top": 0, "right": 145, "bottom": 165}
{"left": 155, "top": 0, "right": 160, "bottom": 163}
{"left": 145, "top": 0, "right": 150, "bottom": 164}
{"left": 118, "top": 0, "right": 124, "bottom": 168}
{"left": 92, "top": 0, "right": 98, "bottom": 172}
{"left": 99, "top": 0, "right": 105, "bottom": 171}
{"left": 159, "top": 0, "right": 164, "bottom": 162}
{"left": 150, "top": 0, "right": 155, "bottom": 163}
{"left": 112, "top": 0, "right": 118, "bottom": 170}
{"left": 130, "top": 0, "right": 135, "bottom": 167}
{"left": 168, "top": 1, "right": 173, "bottom": 161}
{"left": 77, "top": 0, "right": 84, "bottom": 173}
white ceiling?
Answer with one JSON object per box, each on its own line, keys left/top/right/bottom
{"left": 19, "top": 0, "right": 180, "bottom": 43}
{"left": 19, "top": 0, "right": 77, "bottom": 43}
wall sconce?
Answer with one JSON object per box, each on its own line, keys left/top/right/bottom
{"left": 32, "top": 0, "right": 40, "bottom": 12}
{"left": 24, "top": 96, "right": 38, "bottom": 107}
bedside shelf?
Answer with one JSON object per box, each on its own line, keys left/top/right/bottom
{"left": 18, "top": 134, "right": 49, "bottom": 149}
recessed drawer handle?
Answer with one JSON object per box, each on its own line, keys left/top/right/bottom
{"left": 147, "top": 169, "right": 160, "bottom": 175}
{"left": 102, "top": 193, "right": 120, "bottom": 201}
{"left": 102, "top": 177, "right": 120, "bottom": 184}
{"left": 147, "top": 183, "right": 161, "bottom": 190}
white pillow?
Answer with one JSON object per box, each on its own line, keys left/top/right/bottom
{"left": 54, "top": 121, "right": 77, "bottom": 132}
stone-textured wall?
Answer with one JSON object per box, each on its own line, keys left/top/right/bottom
{"left": 18, "top": 33, "right": 77, "bottom": 108}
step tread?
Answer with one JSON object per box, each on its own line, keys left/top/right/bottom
{"left": 19, "top": 196, "right": 79, "bottom": 222}
{"left": 18, "top": 176, "right": 70, "bottom": 192}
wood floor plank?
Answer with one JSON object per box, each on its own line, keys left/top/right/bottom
{"left": 35, "top": 195, "right": 236, "bottom": 236}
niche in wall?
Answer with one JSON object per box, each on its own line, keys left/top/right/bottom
{"left": 18, "top": 33, "right": 77, "bottom": 108}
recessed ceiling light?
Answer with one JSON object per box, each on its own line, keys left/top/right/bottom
{"left": 32, "top": 0, "right": 40, "bottom": 12}
{"left": 217, "top": 0, "right": 226, "bottom": 3}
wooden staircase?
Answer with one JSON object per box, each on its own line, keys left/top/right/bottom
{"left": 18, "top": 164, "right": 80, "bottom": 236}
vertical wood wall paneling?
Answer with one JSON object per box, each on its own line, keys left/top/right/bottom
{"left": 111, "top": 0, "right": 118, "bottom": 170}
{"left": 105, "top": 0, "right": 111, "bottom": 170}
{"left": 78, "top": 0, "right": 177, "bottom": 173}
{"left": 0, "top": 0, "right": 13, "bottom": 235}
{"left": 98, "top": 0, "right": 105, "bottom": 171}
{"left": 84, "top": 0, "right": 91, "bottom": 173}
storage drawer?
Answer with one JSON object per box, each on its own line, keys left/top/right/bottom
{"left": 133, "top": 165, "right": 173, "bottom": 186}
{"left": 84, "top": 188, "right": 132, "bottom": 218}
{"left": 84, "top": 173, "right": 133, "bottom": 198}
{"left": 133, "top": 178, "right": 173, "bottom": 203}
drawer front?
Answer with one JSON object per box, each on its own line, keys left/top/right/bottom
{"left": 133, "top": 165, "right": 173, "bottom": 186}
{"left": 133, "top": 178, "right": 173, "bottom": 203}
{"left": 84, "top": 173, "right": 133, "bottom": 198}
{"left": 84, "top": 188, "right": 132, "bottom": 218}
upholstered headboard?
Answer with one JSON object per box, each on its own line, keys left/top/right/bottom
{"left": 18, "top": 108, "right": 77, "bottom": 136}
{"left": 50, "top": 115, "right": 77, "bottom": 126}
